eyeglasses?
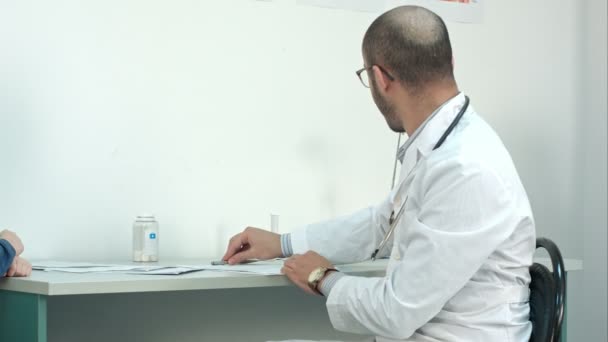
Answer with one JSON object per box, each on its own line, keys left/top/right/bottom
{"left": 356, "top": 65, "right": 395, "bottom": 88}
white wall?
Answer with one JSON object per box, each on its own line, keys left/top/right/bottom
{"left": 0, "top": 0, "right": 393, "bottom": 261}
{"left": 582, "top": 0, "right": 608, "bottom": 340}
{"left": 0, "top": 0, "right": 601, "bottom": 340}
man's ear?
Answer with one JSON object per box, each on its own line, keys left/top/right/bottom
{"left": 372, "top": 65, "right": 390, "bottom": 92}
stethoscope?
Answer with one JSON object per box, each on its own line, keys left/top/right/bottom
{"left": 371, "top": 96, "right": 470, "bottom": 261}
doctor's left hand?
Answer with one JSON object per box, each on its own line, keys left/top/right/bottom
{"left": 282, "top": 251, "right": 334, "bottom": 295}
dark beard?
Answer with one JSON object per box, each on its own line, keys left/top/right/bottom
{"left": 371, "top": 79, "right": 404, "bottom": 133}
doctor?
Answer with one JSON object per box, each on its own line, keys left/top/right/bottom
{"left": 223, "top": 5, "right": 535, "bottom": 342}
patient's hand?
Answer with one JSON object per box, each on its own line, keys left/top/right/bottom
{"left": 6, "top": 257, "right": 32, "bottom": 277}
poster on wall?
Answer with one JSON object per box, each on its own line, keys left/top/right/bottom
{"left": 295, "top": 0, "right": 386, "bottom": 13}
{"left": 386, "top": 0, "right": 483, "bottom": 23}
{"left": 296, "top": 0, "right": 483, "bottom": 23}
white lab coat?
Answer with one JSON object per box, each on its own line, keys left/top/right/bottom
{"left": 290, "top": 93, "right": 536, "bottom": 342}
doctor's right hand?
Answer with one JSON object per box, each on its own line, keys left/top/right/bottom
{"left": 0, "top": 229, "right": 24, "bottom": 256}
{"left": 222, "top": 227, "right": 282, "bottom": 265}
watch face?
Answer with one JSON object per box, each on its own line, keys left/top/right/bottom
{"left": 308, "top": 267, "right": 326, "bottom": 283}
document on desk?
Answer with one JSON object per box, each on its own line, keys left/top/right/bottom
{"left": 39, "top": 266, "right": 144, "bottom": 273}
{"left": 31, "top": 261, "right": 122, "bottom": 269}
{"left": 31, "top": 260, "right": 287, "bottom": 276}
{"left": 179, "top": 260, "right": 286, "bottom": 276}
{"left": 31, "top": 261, "right": 203, "bottom": 275}
{"left": 125, "top": 267, "right": 204, "bottom": 275}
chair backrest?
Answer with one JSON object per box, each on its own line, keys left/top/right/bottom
{"left": 529, "top": 262, "right": 556, "bottom": 341}
{"left": 529, "top": 237, "right": 567, "bottom": 342}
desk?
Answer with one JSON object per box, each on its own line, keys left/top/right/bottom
{"left": 0, "top": 258, "right": 582, "bottom": 342}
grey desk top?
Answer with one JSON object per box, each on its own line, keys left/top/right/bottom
{"left": 0, "top": 258, "right": 582, "bottom": 296}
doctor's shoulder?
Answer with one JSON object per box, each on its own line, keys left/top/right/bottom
{"left": 417, "top": 122, "right": 521, "bottom": 198}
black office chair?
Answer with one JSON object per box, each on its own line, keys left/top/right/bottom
{"left": 529, "top": 237, "right": 566, "bottom": 342}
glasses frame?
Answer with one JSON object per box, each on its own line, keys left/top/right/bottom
{"left": 356, "top": 65, "right": 395, "bottom": 88}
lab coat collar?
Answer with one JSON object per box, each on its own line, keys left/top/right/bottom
{"left": 415, "top": 92, "right": 467, "bottom": 158}
{"left": 396, "top": 92, "right": 467, "bottom": 178}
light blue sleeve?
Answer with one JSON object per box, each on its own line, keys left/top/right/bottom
{"left": 0, "top": 239, "right": 16, "bottom": 276}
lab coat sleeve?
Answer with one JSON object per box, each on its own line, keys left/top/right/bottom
{"left": 325, "top": 160, "right": 518, "bottom": 339}
{"left": 290, "top": 196, "right": 394, "bottom": 264}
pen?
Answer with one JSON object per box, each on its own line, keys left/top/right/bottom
{"left": 211, "top": 259, "right": 259, "bottom": 265}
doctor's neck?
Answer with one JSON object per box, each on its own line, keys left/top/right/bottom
{"left": 398, "top": 82, "right": 460, "bottom": 136}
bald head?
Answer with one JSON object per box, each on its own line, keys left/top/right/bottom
{"left": 363, "top": 6, "right": 454, "bottom": 93}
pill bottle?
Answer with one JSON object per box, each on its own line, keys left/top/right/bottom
{"left": 133, "top": 215, "right": 159, "bottom": 262}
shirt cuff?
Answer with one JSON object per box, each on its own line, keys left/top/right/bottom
{"left": 319, "top": 271, "right": 345, "bottom": 297}
{"left": 280, "top": 233, "right": 293, "bottom": 257}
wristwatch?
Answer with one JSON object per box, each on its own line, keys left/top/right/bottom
{"left": 307, "top": 266, "right": 337, "bottom": 293}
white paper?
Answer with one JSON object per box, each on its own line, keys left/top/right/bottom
{"left": 31, "top": 261, "right": 121, "bottom": 269}
{"left": 31, "top": 261, "right": 199, "bottom": 275}
{"left": 126, "top": 267, "right": 204, "bottom": 275}
{"left": 179, "top": 260, "right": 286, "bottom": 276}
{"left": 32, "top": 260, "right": 285, "bottom": 276}
{"left": 40, "top": 266, "right": 145, "bottom": 273}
